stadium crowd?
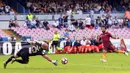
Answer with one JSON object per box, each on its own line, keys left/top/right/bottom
{"left": 7, "top": 12, "right": 130, "bottom": 53}
{"left": 58, "top": 32, "right": 102, "bottom": 53}
{"left": 50, "top": 30, "right": 102, "bottom": 54}
{"left": 2, "top": 0, "right": 130, "bottom": 53}
{"left": 26, "top": 0, "right": 130, "bottom": 14}
{"left": 0, "top": 2, "right": 15, "bottom": 15}
{"left": 9, "top": 13, "right": 130, "bottom": 30}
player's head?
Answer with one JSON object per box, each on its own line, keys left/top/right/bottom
{"left": 41, "top": 42, "right": 48, "bottom": 49}
{"left": 54, "top": 30, "right": 58, "bottom": 34}
{"left": 101, "top": 26, "right": 106, "bottom": 33}
{"left": 83, "top": 37, "right": 86, "bottom": 41}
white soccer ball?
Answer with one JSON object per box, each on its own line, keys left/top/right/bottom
{"left": 61, "top": 57, "right": 68, "bottom": 64}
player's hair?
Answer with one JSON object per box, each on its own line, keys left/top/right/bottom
{"left": 101, "top": 25, "right": 107, "bottom": 29}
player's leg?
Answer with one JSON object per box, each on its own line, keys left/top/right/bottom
{"left": 81, "top": 46, "right": 85, "bottom": 53}
{"left": 11, "top": 48, "right": 30, "bottom": 64}
{"left": 77, "top": 46, "right": 82, "bottom": 53}
{"left": 3, "top": 48, "right": 22, "bottom": 69}
{"left": 100, "top": 47, "right": 107, "bottom": 62}
{"left": 73, "top": 46, "right": 77, "bottom": 53}
{"left": 13, "top": 53, "right": 29, "bottom": 64}
{"left": 68, "top": 46, "right": 73, "bottom": 54}
{"left": 84, "top": 46, "right": 88, "bottom": 53}
{"left": 52, "top": 41, "right": 58, "bottom": 51}
{"left": 94, "top": 46, "right": 99, "bottom": 52}
{"left": 88, "top": 46, "right": 92, "bottom": 52}
{"left": 111, "top": 45, "right": 128, "bottom": 56}
{"left": 4, "top": 55, "right": 18, "bottom": 64}
{"left": 4, "top": 55, "right": 19, "bottom": 69}
{"left": 103, "top": 49, "right": 107, "bottom": 60}
{"left": 42, "top": 55, "right": 58, "bottom": 66}
{"left": 64, "top": 46, "right": 70, "bottom": 53}
{"left": 51, "top": 41, "right": 55, "bottom": 52}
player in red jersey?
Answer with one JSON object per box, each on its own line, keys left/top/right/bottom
{"left": 97, "top": 26, "right": 128, "bottom": 62}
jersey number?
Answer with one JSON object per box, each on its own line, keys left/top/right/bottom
{"left": 32, "top": 46, "right": 40, "bottom": 53}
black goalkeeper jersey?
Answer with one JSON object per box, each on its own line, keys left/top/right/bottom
{"left": 28, "top": 43, "right": 48, "bottom": 56}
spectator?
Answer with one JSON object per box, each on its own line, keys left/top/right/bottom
{"left": 91, "top": 15, "right": 95, "bottom": 27}
{"left": 72, "top": 19, "right": 78, "bottom": 28}
{"left": 67, "top": 9, "right": 72, "bottom": 15}
{"left": 90, "top": 36, "right": 100, "bottom": 52}
{"left": 0, "top": 5, "right": 4, "bottom": 15}
{"left": 112, "top": 8, "right": 118, "bottom": 13}
{"left": 14, "top": 19, "right": 19, "bottom": 27}
{"left": 108, "top": 17, "right": 113, "bottom": 27}
{"left": 27, "top": 13, "right": 34, "bottom": 21}
{"left": 96, "top": 16, "right": 103, "bottom": 27}
{"left": 118, "top": 18, "right": 124, "bottom": 28}
{"left": 78, "top": 19, "right": 84, "bottom": 29}
{"left": 63, "top": 14, "right": 69, "bottom": 27}
{"left": 74, "top": 40, "right": 81, "bottom": 47}
{"left": 9, "top": 19, "right": 16, "bottom": 28}
{"left": 101, "top": 15, "right": 107, "bottom": 25}
{"left": 85, "top": 16, "right": 91, "bottom": 28}
{"left": 64, "top": 29, "right": 69, "bottom": 39}
{"left": 80, "top": 37, "right": 91, "bottom": 53}
{"left": 26, "top": 1, "right": 32, "bottom": 9}
{"left": 65, "top": 38, "right": 72, "bottom": 47}
{"left": 11, "top": 36, "right": 16, "bottom": 41}
{"left": 73, "top": 40, "right": 81, "bottom": 53}
{"left": 25, "top": 20, "right": 31, "bottom": 28}
{"left": 43, "top": 20, "right": 49, "bottom": 30}
{"left": 90, "top": 9, "right": 94, "bottom": 15}
{"left": 31, "top": 19, "right": 36, "bottom": 28}
{"left": 68, "top": 22, "right": 75, "bottom": 32}
{"left": 52, "top": 21, "right": 59, "bottom": 29}
{"left": 100, "top": 9, "right": 105, "bottom": 14}
{"left": 35, "top": 18, "right": 41, "bottom": 27}
{"left": 80, "top": 37, "right": 87, "bottom": 46}
{"left": 127, "top": 20, "right": 130, "bottom": 28}
{"left": 4, "top": 4, "right": 10, "bottom": 14}
{"left": 58, "top": 15, "right": 63, "bottom": 28}
{"left": 124, "top": 18, "right": 129, "bottom": 27}
{"left": 113, "top": 16, "right": 119, "bottom": 26}
{"left": 90, "top": 36, "right": 97, "bottom": 46}
{"left": 64, "top": 37, "right": 73, "bottom": 53}
{"left": 77, "top": 9, "right": 83, "bottom": 15}
{"left": 9, "top": 9, "right": 15, "bottom": 15}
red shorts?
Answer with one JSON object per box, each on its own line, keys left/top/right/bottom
{"left": 103, "top": 43, "right": 115, "bottom": 51}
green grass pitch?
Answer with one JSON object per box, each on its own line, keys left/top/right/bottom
{"left": 0, "top": 53, "right": 130, "bottom": 73}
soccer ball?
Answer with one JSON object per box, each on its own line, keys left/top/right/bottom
{"left": 61, "top": 58, "right": 68, "bottom": 64}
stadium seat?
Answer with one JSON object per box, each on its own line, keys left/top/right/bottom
{"left": 11, "top": 26, "right": 130, "bottom": 41}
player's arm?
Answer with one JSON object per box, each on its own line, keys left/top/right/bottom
{"left": 111, "top": 36, "right": 117, "bottom": 39}
{"left": 42, "top": 54, "right": 58, "bottom": 66}
{"left": 42, "top": 55, "right": 52, "bottom": 62}
{"left": 109, "top": 32, "right": 118, "bottom": 39}
{"left": 96, "top": 35, "right": 101, "bottom": 43}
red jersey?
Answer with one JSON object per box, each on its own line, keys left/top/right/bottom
{"left": 99, "top": 32, "right": 112, "bottom": 46}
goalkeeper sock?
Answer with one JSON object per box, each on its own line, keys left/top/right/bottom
{"left": 5, "top": 56, "right": 15, "bottom": 64}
